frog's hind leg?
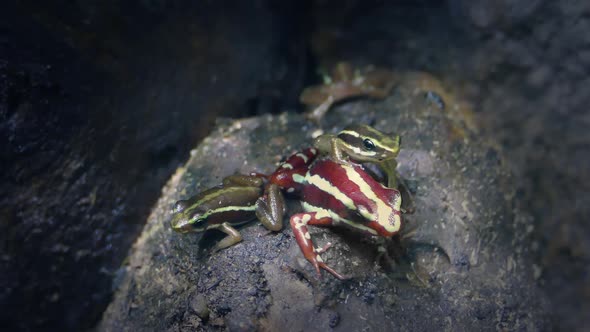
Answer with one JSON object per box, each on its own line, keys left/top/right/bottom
{"left": 281, "top": 147, "right": 319, "bottom": 170}
{"left": 214, "top": 222, "right": 243, "bottom": 251}
{"left": 290, "top": 212, "right": 346, "bottom": 280}
{"left": 267, "top": 148, "right": 318, "bottom": 190}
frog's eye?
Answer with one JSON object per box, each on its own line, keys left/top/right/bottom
{"left": 363, "top": 138, "right": 376, "bottom": 151}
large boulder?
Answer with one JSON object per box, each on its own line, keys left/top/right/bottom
{"left": 100, "top": 71, "right": 547, "bottom": 331}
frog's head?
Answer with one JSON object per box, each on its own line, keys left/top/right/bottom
{"left": 170, "top": 200, "right": 207, "bottom": 233}
{"left": 338, "top": 125, "right": 400, "bottom": 162}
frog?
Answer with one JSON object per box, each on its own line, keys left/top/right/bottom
{"left": 300, "top": 62, "right": 396, "bottom": 124}
{"left": 171, "top": 174, "right": 283, "bottom": 251}
{"left": 256, "top": 125, "right": 403, "bottom": 279}
{"left": 314, "top": 124, "right": 416, "bottom": 214}
{"left": 312, "top": 124, "right": 401, "bottom": 188}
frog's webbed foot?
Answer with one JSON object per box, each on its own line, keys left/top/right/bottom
{"left": 374, "top": 236, "right": 403, "bottom": 270}
{"left": 214, "top": 222, "right": 243, "bottom": 252}
{"left": 290, "top": 212, "right": 348, "bottom": 280}
{"left": 255, "top": 183, "right": 285, "bottom": 232}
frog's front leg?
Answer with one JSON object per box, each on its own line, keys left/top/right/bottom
{"left": 214, "top": 222, "right": 243, "bottom": 251}
{"left": 378, "top": 159, "right": 417, "bottom": 213}
{"left": 379, "top": 158, "right": 399, "bottom": 188}
{"left": 290, "top": 212, "right": 347, "bottom": 280}
{"left": 255, "top": 183, "right": 285, "bottom": 231}
{"left": 256, "top": 147, "right": 320, "bottom": 230}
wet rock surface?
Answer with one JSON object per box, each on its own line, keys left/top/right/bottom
{"left": 99, "top": 73, "right": 547, "bottom": 331}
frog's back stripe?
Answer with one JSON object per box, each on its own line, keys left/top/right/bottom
{"left": 191, "top": 205, "right": 257, "bottom": 231}
{"left": 301, "top": 201, "right": 379, "bottom": 236}
{"left": 297, "top": 161, "right": 373, "bottom": 218}
{"left": 297, "top": 173, "right": 351, "bottom": 215}
{"left": 295, "top": 160, "right": 401, "bottom": 236}
{"left": 340, "top": 164, "right": 401, "bottom": 234}
{"left": 185, "top": 186, "right": 260, "bottom": 215}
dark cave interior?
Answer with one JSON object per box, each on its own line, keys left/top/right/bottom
{"left": 1, "top": 1, "right": 588, "bottom": 331}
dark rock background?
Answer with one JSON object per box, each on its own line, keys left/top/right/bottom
{"left": 0, "top": 1, "right": 307, "bottom": 330}
{"left": 0, "top": 0, "right": 588, "bottom": 331}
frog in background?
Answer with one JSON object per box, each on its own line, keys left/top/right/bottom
{"left": 301, "top": 62, "right": 396, "bottom": 124}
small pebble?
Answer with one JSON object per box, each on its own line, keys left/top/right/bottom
{"left": 424, "top": 91, "right": 445, "bottom": 110}
{"left": 190, "top": 293, "right": 210, "bottom": 320}
{"left": 329, "top": 312, "right": 340, "bottom": 328}
{"left": 246, "top": 286, "right": 257, "bottom": 296}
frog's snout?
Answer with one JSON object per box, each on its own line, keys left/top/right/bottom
{"left": 170, "top": 214, "right": 192, "bottom": 233}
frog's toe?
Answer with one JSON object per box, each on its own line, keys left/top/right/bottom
{"left": 318, "top": 261, "right": 348, "bottom": 280}
{"left": 313, "top": 255, "right": 347, "bottom": 280}
{"left": 315, "top": 242, "right": 333, "bottom": 254}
